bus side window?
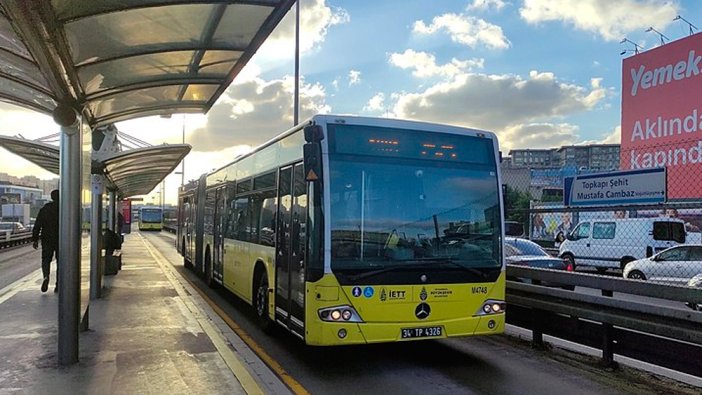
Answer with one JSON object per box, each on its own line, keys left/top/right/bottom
{"left": 256, "top": 191, "right": 276, "bottom": 246}
{"left": 234, "top": 197, "right": 250, "bottom": 242}
{"left": 224, "top": 185, "right": 236, "bottom": 239}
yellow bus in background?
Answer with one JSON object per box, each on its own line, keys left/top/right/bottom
{"left": 138, "top": 206, "right": 162, "bottom": 231}
{"left": 177, "top": 115, "right": 505, "bottom": 345}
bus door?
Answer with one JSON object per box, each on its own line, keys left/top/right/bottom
{"left": 213, "top": 186, "right": 226, "bottom": 283}
{"left": 275, "top": 163, "right": 307, "bottom": 336}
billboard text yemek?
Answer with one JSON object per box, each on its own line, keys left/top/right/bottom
{"left": 621, "top": 32, "right": 702, "bottom": 201}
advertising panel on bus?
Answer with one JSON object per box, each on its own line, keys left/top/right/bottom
{"left": 621, "top": 32, "right": 702, "bottom": 201}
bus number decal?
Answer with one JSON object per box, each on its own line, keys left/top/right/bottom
{"left": 471, "top": 286, "right": 488, "bottom": 294}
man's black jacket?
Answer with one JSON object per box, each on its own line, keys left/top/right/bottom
{"left": 32, "top": 200, "right": 59, "bottom": 247}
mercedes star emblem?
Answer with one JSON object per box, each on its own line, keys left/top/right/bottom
{"left": 415, "top": 303, "right": 431, "bottom": 320}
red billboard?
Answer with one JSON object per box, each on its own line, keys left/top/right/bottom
{"left": 621, "top": 32, "right": 702, "bottom": 201}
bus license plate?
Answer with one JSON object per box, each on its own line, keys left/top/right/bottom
{"left": 401, "top": 326, "right": 443, "bottom": 339}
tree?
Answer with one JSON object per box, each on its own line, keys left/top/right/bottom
{"left": 502, "top": 185, "right": 531, "bottom": 228}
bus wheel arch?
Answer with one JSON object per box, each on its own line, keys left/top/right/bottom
{"left": 253, "top": 261, "right": 273, "bottom": 332}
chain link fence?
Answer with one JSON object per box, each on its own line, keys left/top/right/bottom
{"left": 502, "top": 161, "right": 702, "bottom": 301}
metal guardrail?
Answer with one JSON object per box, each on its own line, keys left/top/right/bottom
{"left": 0, "top": 231, "right": 33, "bottom": 249}
{"left": 505, "top": 265, "right": 702, "bottom": 376}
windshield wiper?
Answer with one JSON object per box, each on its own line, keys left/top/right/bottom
{"left": 410, "top": 257, "right": 487, "bottom": 277}
{"left": 342, "top": 258, "right": 493, "bottom": 282}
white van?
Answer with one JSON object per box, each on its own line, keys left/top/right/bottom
{"left": 557, "top": 218, "right": 687, "bottom": 272}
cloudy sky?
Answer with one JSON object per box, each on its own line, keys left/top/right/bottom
{"left": 1, "top": 0, "right": 699, "bottom": 204}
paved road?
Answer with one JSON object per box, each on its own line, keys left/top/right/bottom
{"left": 140, "top": 231, "right": 698, "bottom": 395}
{"left": 0, "top": 245, "right": 41, "bottom": 290}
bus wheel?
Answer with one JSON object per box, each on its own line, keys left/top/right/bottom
{"left": 254, "top": 273, "right": 273, "bottom": 333}
{"left": 204, "top": 251, "right": 216, "bottom": 289}
{"left": 182, "top": 242, "right": 192, "bottom": 269}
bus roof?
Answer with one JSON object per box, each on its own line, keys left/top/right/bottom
{"left": 204, "top": 114, "right": 496, "bottom": 179}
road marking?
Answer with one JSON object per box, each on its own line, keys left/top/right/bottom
{"left": 0, "top": 269, "right": 42, "bottom": 305}
{"left": 139, "top": 235, "right": 265, "bottom": 395}
{"left": 189, "top": 285, "right": 310, "bottom": 395}
{"left": 140, "top": 233, "right": 309, "bottom": 395}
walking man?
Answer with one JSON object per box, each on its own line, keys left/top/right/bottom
{"left": 32, "top": 189, "right": 59, "bottom": 293}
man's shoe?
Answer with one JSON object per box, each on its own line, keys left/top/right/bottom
{"left": 41, "top": 277, "right": 49, "bottom": 293}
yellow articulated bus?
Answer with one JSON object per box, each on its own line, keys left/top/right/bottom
{"left": 138, "top": 206, "right": 163, "bottom": 231}
{"left": 177, "top": 115, "right": 506, "bottom": 345}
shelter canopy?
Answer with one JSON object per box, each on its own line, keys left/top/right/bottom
{"left": 0, "top": 136, "right": 59, "bottom": 174}
{"left": 101, "top": 145, "right": 191, "bottom": 199}
{"left": 0, "top": 136, "right": 190, "bottom": 199}
{"left": 0, "top": 0, "right": 295, "bottom": 126}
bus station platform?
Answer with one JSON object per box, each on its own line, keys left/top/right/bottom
{"left": 0, "top": 233, "right": 290, "bottom": 394}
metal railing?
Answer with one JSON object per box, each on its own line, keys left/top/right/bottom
{"left": 0, "top": 231, "right": 33, "bottom": 249}
{"left": 505, "top": 265, "right": 702, "bottom": 377}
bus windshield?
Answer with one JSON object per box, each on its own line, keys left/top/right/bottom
{"left": 328, "top": 125, "right": 502, "bottom": 276}
{"left": 140, "top": 209, "right": 162, "bottom": 223}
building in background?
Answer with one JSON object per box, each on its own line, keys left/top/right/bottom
{"left": 502, "top": 143, "right": 620, "bottom": 202}
{"left": 0, "top": 183, "right": 43, "bottom": 205}
{"left": 507, "top": 144, "right": 620, "bottom": 171}
{"left": 508, "top": 148, "right": 560, "bottom": 168}
{"left": 557, "top": 144, "right": 620, "bottom": 171}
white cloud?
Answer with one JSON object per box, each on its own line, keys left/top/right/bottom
{"left": 389, "top": 69, "right": 607, "bottom": 151}
{"left": 258, "top": 0, "right": 350, "bottom": 59}
{"left": 501, "top": 123, "right": 580, "bottom": 151}
{"left": 189, "top": 75, "right": 330, "bottom": 151}
{"left": 363, "top": 93, "right": 386, "bottom": 113}
{"left": 600, "top": 125, "right": 621, "bottom": 144}
{"left": 468, "top": 0, "right": 507, "bottom": 11}
{"left": 520, "top": 0, "right": 679, "bottom": 41}
{"left": 348, "top": 70, "right": 362, "bottom": 86}
{"left": 414, "top": 13, "right": 510, "bottom": 50}
{"left": 389, "top": 49, "right": 484, "bottom": 78}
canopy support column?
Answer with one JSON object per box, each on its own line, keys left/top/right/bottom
{"left": 90, "top": 175, "right": 104, "bottom": 300}
{"left": 108, "top": 190, "right": 117, "bottom": 232}
{"left": 56, "top": 104, "right": 81, "bottom": 366}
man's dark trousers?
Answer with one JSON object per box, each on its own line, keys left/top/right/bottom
{"left": 41, "top": 244, "right": 59, "bottom": 286}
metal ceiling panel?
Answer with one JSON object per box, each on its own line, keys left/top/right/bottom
{"left": 0, "top": 0, "right": 295, "bottom": 126}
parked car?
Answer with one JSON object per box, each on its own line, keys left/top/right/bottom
{"left": 505, "top": 237, "right": 574, "bottom": 290}
{"left": 558, "top": 218, "right": 687, "bottom": 273}
{"left": 623, "top": 244, "right": 702, "bottom": 285}
{"left": 0, "top": 222, "right": 27, "bottom": 238}
{"left": 685, "top": 273, "right": 702, "bottom": 311}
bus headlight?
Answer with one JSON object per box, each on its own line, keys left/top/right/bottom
{"left": 318, "top": 305, "right": 363, "bottom": 322}
{"left": 475, "top": 299, "right": 505, "bottom": 316}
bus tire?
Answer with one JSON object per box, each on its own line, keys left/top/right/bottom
{"left": 204, "top": 248, "right": 216, "bottom": 288}
{"left": 183, "top": 241, "right": 193, "bottom": 269}
{"left": 254, "top": 270, "right": 273, "bottom": 333}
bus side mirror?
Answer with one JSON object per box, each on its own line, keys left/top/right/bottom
{"left": 303, "top": 143, "right": 322, "bottom": 182}
{"left": 304, "top": 125, "right": 324, "bottom": 142}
